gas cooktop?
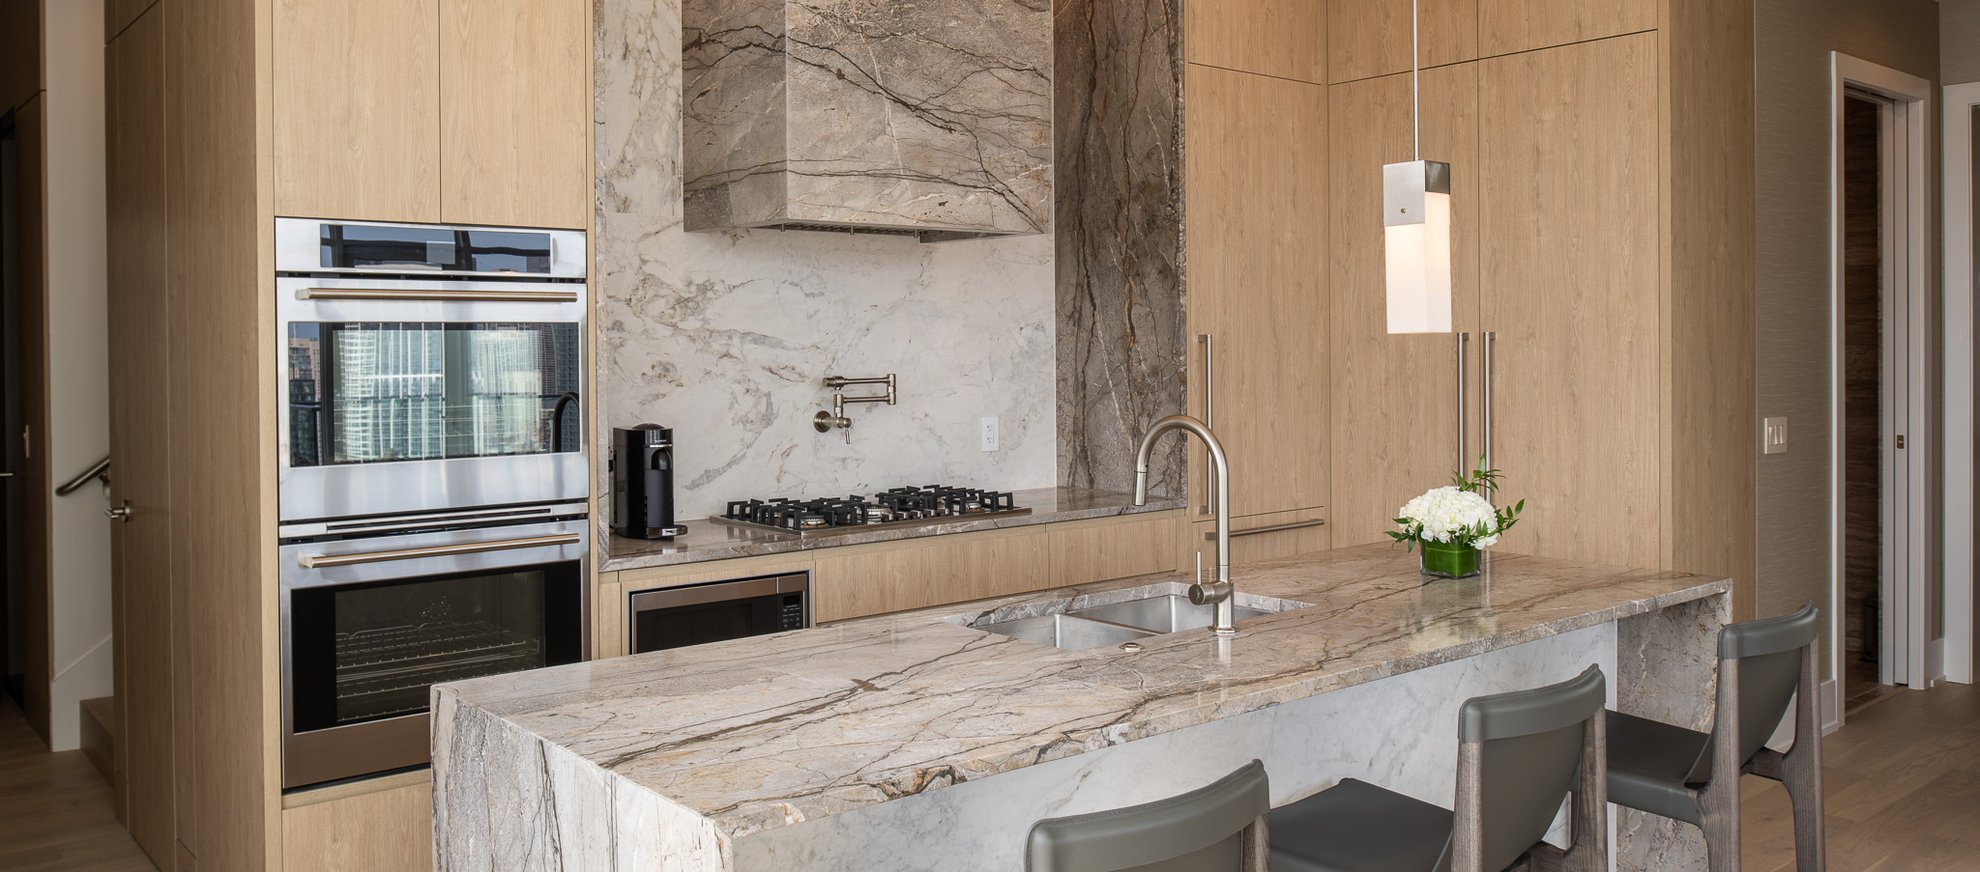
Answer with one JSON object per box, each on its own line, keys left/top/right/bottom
{"left": 711, "top": 485, "right": 1030, "bottom": 539}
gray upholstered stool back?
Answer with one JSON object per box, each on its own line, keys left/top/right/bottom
{"left": 1448, "top": 664, "right": 1608, "bottom": 872}
{"left": 1026, "top": 760, "right": 1270, "bottom": 872}
{"left": 1680, "top": 601, "right": 1821, "bottom": 784}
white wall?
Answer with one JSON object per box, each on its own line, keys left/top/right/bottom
{"left": 40, "top": 0, "right": 112, "bottom": 751}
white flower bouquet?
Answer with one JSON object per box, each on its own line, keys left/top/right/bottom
{"left": 1389, "top": 458, "right": 1524, "bottom": 578}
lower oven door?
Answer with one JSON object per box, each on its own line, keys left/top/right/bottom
{"left": 279, "top": 518, "right": 587, "bottom": 789}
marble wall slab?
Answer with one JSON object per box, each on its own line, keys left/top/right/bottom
{"left": 597, "top": 0, "right": 1058, "bottom": 523}
{"left": 1053, "top": 0, "right": 1188, "bottom": 498}
{"left": 681, "top": 0, "right": 1052, "bottom": 236}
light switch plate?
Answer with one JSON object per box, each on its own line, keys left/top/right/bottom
{"left": 979, "top": 416, "right": 999, "bottom": 452}
{"left": 1763, "top": 416, "right": 1789, "bottom": 455}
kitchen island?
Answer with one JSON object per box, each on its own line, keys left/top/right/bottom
{"left": 433, "top": 543, "right": 1731, "bottom": 871}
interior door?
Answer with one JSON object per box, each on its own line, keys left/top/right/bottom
{"left": 1328, "top": 63, "right": 1481, "bottom": 545}
{"left": 1477, "top": 34, "right": 1660, "bottom": 569}
{"left": 107, "top": 8, "right": 176, "bottom": 865}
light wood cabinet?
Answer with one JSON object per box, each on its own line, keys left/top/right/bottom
{"left": 1476, "top": 34, "right": 1660, "bottom": 570}
{"left": 439, "top": 0, "right": 590, "bottom": 229}
{"left": 282, "top": 775, "right": 434, "bottom": 872}
{"left": 271, "top": 0, "right": 588, "bottom": 228}
{"left": 272, "top": 0, "right": 441, "bottom": 223}
{"left": 1326, "top": 0, "right": 1476, "bottom": 84}
{"left": 106, "top": 6, "right": 175, "bottom": 867}
{"left": 1187, "top": 508, "right": 1333, "bottom": 568}
{"left": 1476, "top": 0, "right": 1652, "bottom": 57}
{"left": 1183, "top": 64, "right": 1330, "bottom": 523}
{"left": 1327, "top": 63, "right": 1480, "bottom": 547}
{"left": 1186, "top": 0, "right": 1326, "bottom": 84}
{"left": 1049, "top": 512, "right": 1188, "bottom": 584}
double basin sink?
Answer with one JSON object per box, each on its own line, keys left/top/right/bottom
{"left": 975, "top": 593, "right": 1287, "bottom": 651}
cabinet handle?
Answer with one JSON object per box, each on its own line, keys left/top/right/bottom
{"left": 1200, "top": 333, "right": 1218, "bottom": 517}
{"left": 1205, "top": 518, "right": 1328, "bottom": 540}
{"left": 1481, "top": 331, "right": 1496, "bottom": 475}
{"left": 1457, "top": 332, "right": 1470, "bottom": 471}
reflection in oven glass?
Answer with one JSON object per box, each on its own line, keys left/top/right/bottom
{"left": 330, "top": 573, "right": 547, "bottom": 725}
{"left": 286, "top": 321, "right": 581, "bottom": 468}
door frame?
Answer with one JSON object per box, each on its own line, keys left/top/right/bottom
{"left": 1829, "top": 54, "right": 1935, "bottom": 709}
{"left": 1943, "top": 81, "right": 1980, "bottom": 686}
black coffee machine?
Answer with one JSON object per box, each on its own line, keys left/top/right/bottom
{"left": 611, "top": 424, "right": 686, "bottom": 539}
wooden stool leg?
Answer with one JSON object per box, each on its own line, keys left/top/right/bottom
{"left": 1783, "top": 644, "right": 1826, "bottom": 872}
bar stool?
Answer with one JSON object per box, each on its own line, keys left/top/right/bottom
{"left": 1605, "top": 603, "right": 1824, "bottom": 871}
{"left": 1268, "top": 664, "right": 1609, "bottom": 872}
{"left": 1026, "top": 759, "right": 1270, "bottom": 872}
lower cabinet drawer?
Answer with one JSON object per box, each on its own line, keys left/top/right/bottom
{"left": 1186, "top": 507, "right": 1329, "bottom": 568}
{"left": 282, "top": 774, "right": 432, "bottom": 872}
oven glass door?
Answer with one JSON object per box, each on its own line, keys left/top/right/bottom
{"left": 286, "top": 320, "right": 581, "bottom": 470}
{"left": 288, "top": 560, "right": 583, "bottom": 733}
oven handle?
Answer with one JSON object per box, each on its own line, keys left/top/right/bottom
{"left": 298, "top": 287, "right": 580, "bottom": 304}
{"left": 297, "top": 533, "right": 583, "bottom": 569}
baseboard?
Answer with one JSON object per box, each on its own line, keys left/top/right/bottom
{"left": 78, "top": 696, "right": 116, "bottom": 788}
{"left": 1820, "top": 678, "right": 1843, "bottom": 734}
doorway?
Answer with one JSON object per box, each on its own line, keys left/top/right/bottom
{"left": 1945, "top": 82, "right": 1980, "bottom": 688}
{"left": 1830, "top": 54, "right": 1936, "bottom": 722}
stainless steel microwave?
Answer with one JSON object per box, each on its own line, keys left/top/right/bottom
{"left": 275, "top": 218, "right": 588, "bottom": 522}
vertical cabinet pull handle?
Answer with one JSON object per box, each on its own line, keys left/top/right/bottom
{"left": 1457, "top": 332, "right": 1470, "bottom": 471}
{"left": 1200, "top": 333, "right": 1217, "bottom": 517}
{"left": 1481, "top": 331, "right": 1496, "bottom": 475}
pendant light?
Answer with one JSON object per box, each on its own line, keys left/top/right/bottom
{"left": 1383, "top": 0, "right": 1453, "bottom": 334}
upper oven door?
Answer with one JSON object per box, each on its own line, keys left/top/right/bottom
{"left": 277, "top": 273, "right": 587, "bottom": 521}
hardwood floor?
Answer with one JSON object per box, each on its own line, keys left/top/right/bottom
{"left": 1743, "top": 681, "right": 1980, "bottom": 871}
{"left": 0, "top": 699, "right": 156, "bottom": 871}
{"left": 0, "top": 683, "right": 1974, "bottom": 871}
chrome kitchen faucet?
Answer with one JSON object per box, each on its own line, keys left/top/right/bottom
{"left": 1132, "top": 415, "right": 1237, "bottom": 636}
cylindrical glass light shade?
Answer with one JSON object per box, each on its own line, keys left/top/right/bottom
{"left": 1383, "top": 160, "right": 1454, "bottom": 334}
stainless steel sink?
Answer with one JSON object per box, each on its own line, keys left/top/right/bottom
{"left": 977, "top": 613, "right": 1155, "bottom": 650}
{"left": 1069, "top": 595, "right": 1271, "bottom": 634}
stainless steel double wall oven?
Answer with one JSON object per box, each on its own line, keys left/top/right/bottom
{"left": 275, "top": 218, "right": 590, "bottom": 789}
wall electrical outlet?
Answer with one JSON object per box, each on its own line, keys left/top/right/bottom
{"left": 1763, "top": 416, "right": 1789, "bottom": 455}
{"left": 979, "top": 416, "right": 999, "bottom": 452}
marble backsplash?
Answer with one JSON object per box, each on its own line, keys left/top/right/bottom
{"left": 597, "top": 0, "right": 1058, "bottom": 522}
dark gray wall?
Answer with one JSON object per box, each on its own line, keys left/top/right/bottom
{"left": 1944, "top": 0, "right": 1980, "bottom": 86}
{"left": 1755, "top": 0, "right": 1939, "bottom": 683}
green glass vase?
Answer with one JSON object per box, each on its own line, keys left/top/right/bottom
{"left": 1420, "top": 540, "right": 1481, "bottom": 579}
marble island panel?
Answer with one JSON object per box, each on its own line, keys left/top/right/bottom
{"left": 435, "top": 543, "right": 1730, "bottom": 871}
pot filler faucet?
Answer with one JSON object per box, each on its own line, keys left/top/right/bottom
{"left": 1133, "top": 414, "right": 1236, "bottom": 636}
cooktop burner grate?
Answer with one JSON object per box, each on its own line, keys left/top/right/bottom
{"left": 712, "top": 485, "right": 1029, "bottom": 538}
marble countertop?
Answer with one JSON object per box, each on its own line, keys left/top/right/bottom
{"left": 437, "top": 543, "right": 1728, "bottom": 842}
{"left": 599, "top": 486, "right": 1183, "bottom": 572}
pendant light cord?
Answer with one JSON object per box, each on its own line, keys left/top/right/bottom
{"left": 1412, "top": 0, "right": 1421, "bottom": 160}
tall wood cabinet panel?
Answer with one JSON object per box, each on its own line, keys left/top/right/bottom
{"left": 439, "top": 0, "right": 589, "bottom": 229}
{"left": 105, "top": 8, "right": 175, "bottom": 866}
{"left": 1476, "top": 34, "right": 1660, "bottom": 570}
{"left": 1184, "top": 64, "right": 1330, "bottom": 522}
{"left": 1476, "top": 0, "right": 1652, "bottom": 57}
{"left": 106, "top": 0, "right": 155, "bottom": 40}
{"left": 271, "top": 0, "right": 441, "bottom": 222}
{"left": 1327, "top": 63, "right": 1481, "bottom": 546}
{"left": 1185, "top": 0, "right": 1326, "bottom": 84}
{"left": 1326, "top": 0, "right": 1476, "bottom": 84}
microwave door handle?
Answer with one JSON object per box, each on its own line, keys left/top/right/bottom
{"left": 298, "top": 533, "right": 582, "bottom": 569}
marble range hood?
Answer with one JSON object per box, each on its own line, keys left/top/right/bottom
{"left": 682, "top": 0, "right": 1052, "bottom": 242}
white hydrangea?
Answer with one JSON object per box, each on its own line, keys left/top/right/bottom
{"left": 1398, "top": 486, "right": 1501, "bottom": 547}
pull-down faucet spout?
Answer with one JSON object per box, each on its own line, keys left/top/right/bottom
{"left": 1133, "top": 415, "right": 1235, "bottom": 635}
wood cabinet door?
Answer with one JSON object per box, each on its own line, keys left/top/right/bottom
{"left": 272, "top": 0, "right": 441, "bottom": 222}
{"left": 1184, "top": 65, "right": 1330, "bottom": 522}
{"left": 106, "top": 10, "right": 176, "bottom": 867}
{"left": 1187, "top": 0, "right": 1326, "bottom": 84}
{"left": 1326, "top": 63, "right": 1480, "bottom": 547}
{"left": 283, "top": 779, "right": 434, "bottom": 872}
{"left": 1477, "top": 34, "right": 1660, "bottom": 569}
{"left": 1326, "top": 0, "right": 1476, "bottom": 85}
{"left": 812, "top": 528, "right": 1053, "bottom": 623}
{"left": 1476, "top": 0, "right": 1652, "bottom": 57}
{"left": 1187, "top": 508, "right": 1332, "bottom": 569}
{"left": 439, "top": 0, "right": 589, "bottom": 229}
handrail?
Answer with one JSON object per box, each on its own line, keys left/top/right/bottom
{"left": 56, "top": 456, "right": 110, "bottom": 496}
